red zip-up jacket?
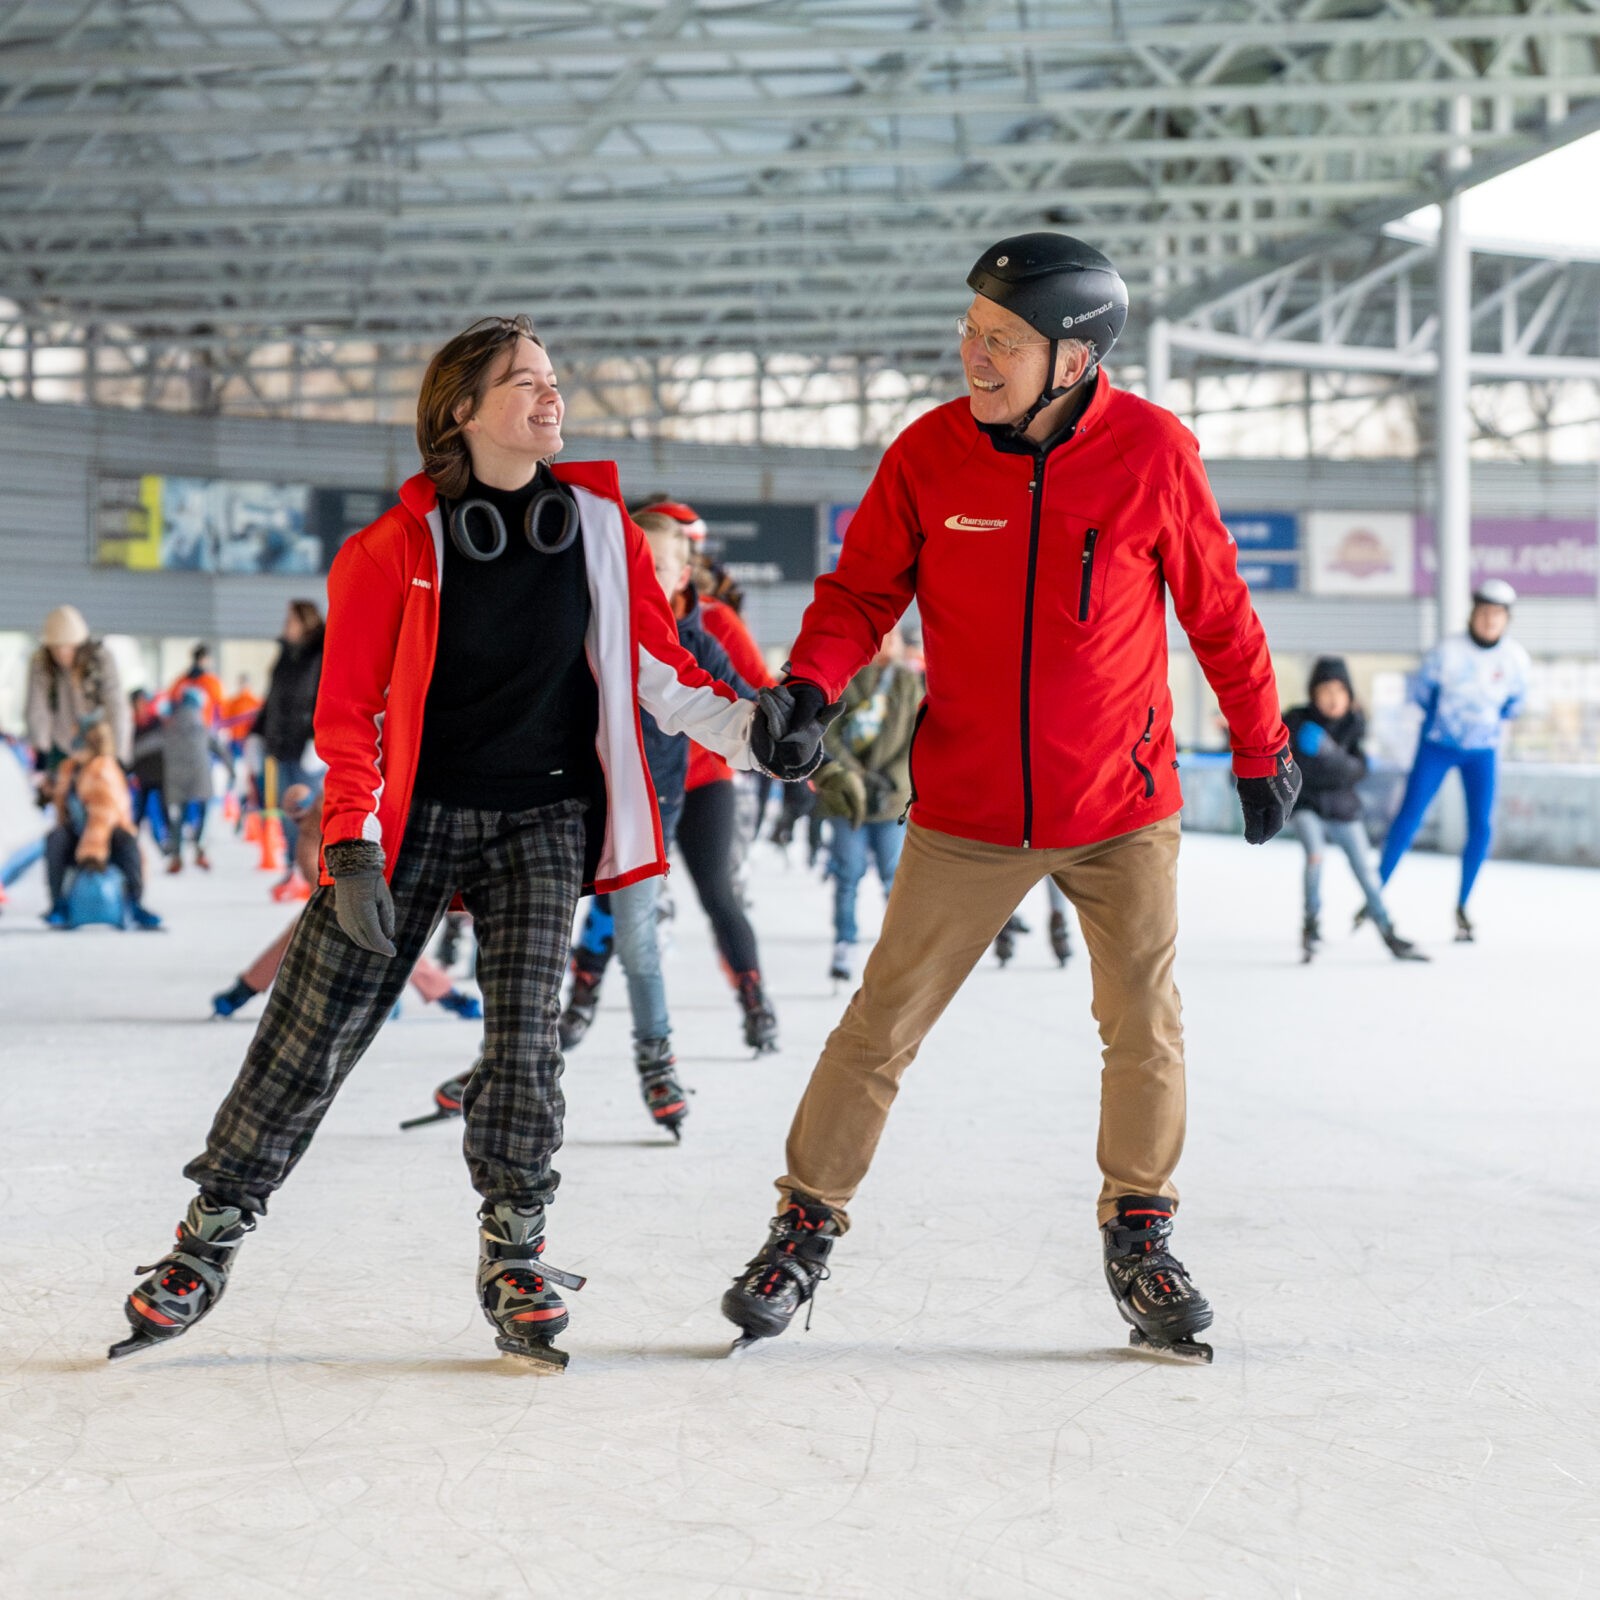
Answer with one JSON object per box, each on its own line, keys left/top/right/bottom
{"left": 314, "top": 464, "right": 757, "bottom": 891}
{"left": 788, "top": 373, "right": 1287, "bottom": 850}
{"left": 685, "top": 596, "right": 775, "bottom": 792}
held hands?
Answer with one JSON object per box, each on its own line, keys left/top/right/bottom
{"left": 750, "top": 680, "right": 843, "bottom": 782}
{"left": 324, "top": 839, "right": 397, "bottom": 957}
{"left": 1236, "top": 747, "right": 1302, "bottom": 845}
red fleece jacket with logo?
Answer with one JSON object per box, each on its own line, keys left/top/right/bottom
{"left": 787, "top": 373, "right": 1288, "bottom": 850}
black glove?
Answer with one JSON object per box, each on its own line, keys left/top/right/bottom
{"left": 1236, "top": 747, "right": 1302, "bottom": 845}
{"left": 751, "top": 680, "right": 843, "bottom": 781}
{"left": 324, "top": 839, "right": 397, "bottom": 956}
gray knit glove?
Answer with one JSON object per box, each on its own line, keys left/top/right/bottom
{"left": 324, "top": 839, "right": 396, "bottom": 958}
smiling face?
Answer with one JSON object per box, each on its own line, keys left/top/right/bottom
{"left": 960, "top": 296, "right": 1093, "bottom": 438}
{"left": 456, "top": 336, "right": 565, "bottom": 486}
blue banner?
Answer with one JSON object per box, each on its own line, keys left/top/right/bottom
{"left": 1222, "top": 511, "right": 1298, "bottom": 552}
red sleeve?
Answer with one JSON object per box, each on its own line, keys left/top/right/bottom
{"left": 315, "top": 534, "right": 406, "bottom": 848}
{"left": 701, "top": 601, "right": 775, "bottom": 689}
{"left": 1156, "top": 434, "right": 1287, "bottom": 777}
{"left": 786, "top": 439, "right": 921, "bottom": 700}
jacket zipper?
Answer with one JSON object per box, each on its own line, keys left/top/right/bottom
{"left": 897, "top": 699, "right": 928, "bottom": 825}
{"left": 1020, "top": 470, "right": 1045, "bottom": 846}
{"left": 1078, "top": 527, "right": 1100, "bottom": 623}
{"left": 1131, "top": 706, "right": 1156, "bottom": 799}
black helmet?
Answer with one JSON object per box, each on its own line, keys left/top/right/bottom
{"left": 967, "top": 233, "right": 1128, "bottom": 361}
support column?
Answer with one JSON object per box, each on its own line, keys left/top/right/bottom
{"left": 1435, "top": 96, "right": 1473, "bottom": 642}
{"left": 1145, "top": 316, "right": 1171, "bottom": 409}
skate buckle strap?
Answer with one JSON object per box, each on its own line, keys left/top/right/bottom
{"left": 482, "top": 1239, "right": 587, "bottom": 1293}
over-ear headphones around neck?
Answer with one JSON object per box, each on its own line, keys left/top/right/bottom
{"left": 445, "top": 476, "right": 579, "bottom": 561}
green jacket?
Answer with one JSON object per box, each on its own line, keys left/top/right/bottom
{"left": 813, "top": 661, "right": 924, "bottom": 826}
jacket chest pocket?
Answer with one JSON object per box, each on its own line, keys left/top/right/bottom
{"left": 1077, "top": 526, "right": 1102, "bottom": 623}
{"left": 1046, "top": 517, "right": 1110, "bottom": 627}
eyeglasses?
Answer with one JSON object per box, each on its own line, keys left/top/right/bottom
{"left": 956, "top": 315, "right": 1048, "bottom": 359}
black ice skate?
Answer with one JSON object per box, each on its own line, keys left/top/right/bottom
{"left": 635, "top": 1037, "right": 689, "bottom": 1141}
{"left": 1049, "top": 909, "right": 1072, "bottom": 967}
{"left": 557, "top": 968, "right": 602, "bottom": 1051}
{"left": 1301, "top": 914, "right": 1321, "bottom": 964}
{"left": 1455, "top": 905, "right": 1475, "bottom": 943}
{"left": 109, "top": 1195, "right": 256, "bottom": 1360}
{"left": 1102, "top": 1196, "right": 1214, "bottom": 1364}
{"left": 721, "top": 1198, "right": 838, "bottom": 1351}
{"left": 478, "top": 1202, "right": 586, "bottom": 1371}
{"left": 1380, "top": 925, "right": 1429, "bottom": 962}
{"left": 993, "top": 913, "right": 1027, "bottom": 966}
{"left": 736, "top": 971, "right": 779, "bottom": 1055}
{"left": 400, "top": 1070, "right": 470, "bottom": 1130}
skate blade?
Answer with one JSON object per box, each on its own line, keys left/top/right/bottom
{"left": 399, "top": 1108, "right": 459, "bottom": 1130}
{"left": 495, "top": 1335, "right": 570, "bottom": 1372}
{"left": 728, "top": 1333, "right": 767, "bottom": 1356}
{"left": 1127, "top": 1328, "right": 1214, "bottom": 1365}
{"left": 108, "top": 1329, "right": 170, "bottom": 1361}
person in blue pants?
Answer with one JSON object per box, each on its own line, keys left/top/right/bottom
{"left": 810, "top": 627, "right": 923, "bottom": 986}
{"left": 1377, "top": 580, "right": 1530, "bottom": 941}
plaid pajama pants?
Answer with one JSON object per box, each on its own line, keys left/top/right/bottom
{"left": 185, "top": 795, "right": 588, "bottom": 1213}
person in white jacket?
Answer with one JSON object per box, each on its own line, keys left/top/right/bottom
{"left": 1376, "top": 579, "right": 1530, "bottom": 940}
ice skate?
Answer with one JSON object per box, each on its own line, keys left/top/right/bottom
{"left": 829, "top": 941, "right": 852, "bottom": 988}
{"left": 1380, "top": 925, "right": 1428, "bottom": 962}
{"left": 1049, "top": 909, "right": 1072, "bottom": 966}
{"left": 1102, "top": 1196, "right": 1213, "bottom": 1365}
{"left": 109, "top": 1195, "right": 255, "bottom": 1359}
{"left": 436, "top": 987, "right": 483, "bottom": 1020}
{"left": 993, "top": 913, "right": 1026, "bottom": 966}
{"left": 211, "top": 978, "right": 257, "bottom": 1018}
{"left": 635, "top": 1037, "right": 689, "bottom": 1141}
{"left": 478, "top": 1202, "right": 585, "bottom": 1371}
{"left": 557, "top": 968, "right": 602, "bottom": 1052}
{"left": 736, "top": 971, "right": 778, "bottom": 1055}
{"left": 1455, "top": 905, "right": 1475, "bottom": 943}
{"left": 1301, "top": 914, "right": 1320, "bottom": 964}
{"left": 400, "top": 1071, "right": 469, "bottom": 1130}
{"left": 721, "top": 1198, "right": 838, "bottom": 1350}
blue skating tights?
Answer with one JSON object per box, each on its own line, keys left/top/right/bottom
{"left": 1378, "top": 741, "right": 1499, "bottom": 909}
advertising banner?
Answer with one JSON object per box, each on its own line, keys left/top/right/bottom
{"left": 697, "top": 502, "right": 818, "bottom": 586}
{"left": 1221, "top": 510, "right": 1298, "bottom": 592}
{"left": 1414, "top": 515, "right": 1598, "bottom": 599}
{"left": 94, "top": 475, "right": 392, "bottom": 575}
{"left": 1305, "top": 510, "right": 1414, "bottom": 597}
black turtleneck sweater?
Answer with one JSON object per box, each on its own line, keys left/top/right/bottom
{"left": 413, "top": 469, "right": 600, "bottom": 811}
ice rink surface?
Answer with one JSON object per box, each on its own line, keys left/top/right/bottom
{"left": 1, "top": 819, "right": 1596, "bottom": 1600}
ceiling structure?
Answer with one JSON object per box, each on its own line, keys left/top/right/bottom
{"left": 2, "top": 0, "right": 1599, "bottom": 436}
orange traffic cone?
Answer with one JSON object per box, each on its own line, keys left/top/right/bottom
{"left": 222, "top": 791, "right": 240, "bottom": 826}
{"left": 257, "top": 812, "right": 285, "bottom": 872}
{"left": 243, "top": 810, "right": 263, "bottom": 844}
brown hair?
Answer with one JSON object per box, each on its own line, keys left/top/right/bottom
{"left": 287, "top": 599, "right": 323, "bottom": 637}
{"left": 416, "top": 314, "right": 544, "bottom": 498}
{"left": 82, "top": 721, "right": 115, "bottom": 760}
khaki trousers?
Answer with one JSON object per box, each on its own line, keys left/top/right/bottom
{"left": 779, "top": 816, "right": 1185, "bottom": 1228}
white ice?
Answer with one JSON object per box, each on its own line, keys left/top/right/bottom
{"left": 0, "top": 820, "right": 1596, "bottom": 1599}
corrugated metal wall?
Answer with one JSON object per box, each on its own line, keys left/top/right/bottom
{"left": 2, "top": 397, "right": 1595, "bottom": 657}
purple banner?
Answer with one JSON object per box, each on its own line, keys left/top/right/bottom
{"left": 1415, "top": 515, "right": 1598, "bottom": 599}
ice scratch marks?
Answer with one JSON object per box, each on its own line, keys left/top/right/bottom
{"left": 1171, "top": 1432, "right": 1249, "bottom": 1548}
